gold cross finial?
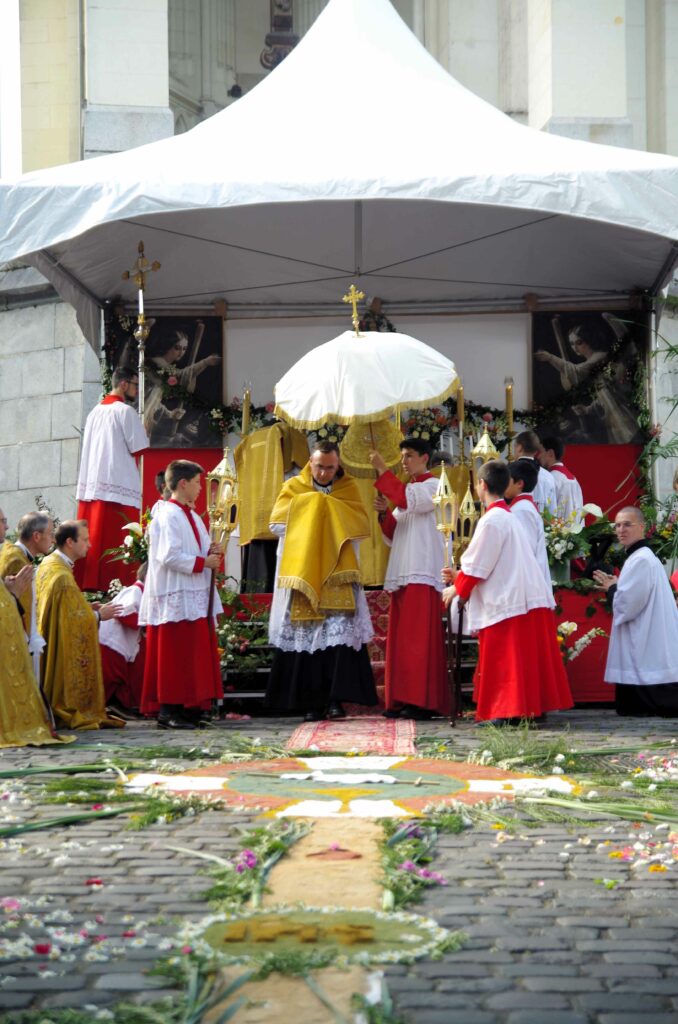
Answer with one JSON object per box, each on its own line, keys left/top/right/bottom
{"left": 122, "top": 240, "right": 161, "bottom": 290}
{"left": 342, "top": 284, "right": 365, "bottom": 336}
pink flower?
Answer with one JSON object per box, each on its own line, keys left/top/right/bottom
{"left": 265, "top": 402, "right": 275, "bottom": 413}
{"left": 482, "top": 412, "right": 493, "bottom": 422}
{"left": 91, "top": 804, "right": 104, "bottom": 811}
{"left": 1, "top": 898, "right": 20, "bottom": 912}
{"left": 34, "top": 943, "right": 51, "bottom": 955}
{"left": 398, "top": 860, "right": 417, "bottom": 872}
{"left": 181, "top": 945, "right": 193, "bottom": 954}
{"left": 122, "top": 930, "right": 136, "bottom": 938}
{"left": 167, "top": 375, "right": 178, "bottom": 386}
{"left": 85, "top": 878, "right": 104, "bottom": 887}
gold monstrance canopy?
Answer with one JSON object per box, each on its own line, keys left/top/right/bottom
{"left": 206, "top": 447, "right": 240, "bottom": 550}
{"left": 433, "top": 467, "right": 458, "bottom": 567}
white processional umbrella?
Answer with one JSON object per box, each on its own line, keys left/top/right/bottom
{"left": 273, "top": 330, "right": 458, "bottom": 429}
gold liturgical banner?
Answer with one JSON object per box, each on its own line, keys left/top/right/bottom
{"left": 234, "top": 423, "right": 310, "bottom": 545}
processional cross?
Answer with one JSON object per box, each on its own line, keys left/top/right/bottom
{"left": 121, "top": 241, "right": 161, "bottom": 420}
{"left": 342, "top": 284, "right": 365, "bottom": 337}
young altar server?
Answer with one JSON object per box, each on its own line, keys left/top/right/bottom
{"left": 139, "top": 460, "right": 223, "bottom": 729}
{"left": 369, "top": 437, "right": 449, "bottom": 719}
{"left": 513, "top": 430, "right": 557, "bottom": 514}
{"left": 505, "top": 460, "right": 552, "bottom": 588}
{"left": 593, "top": 506, "right": 678, "bottom": 717}
{"left": 99, "top": 564, "right": 147, "bottom": 717}
{"left": 442, "top": 460, "right": 572, "bottom": 724}
{"left": 539, "top": 435, "right": 584, "bottom": 523}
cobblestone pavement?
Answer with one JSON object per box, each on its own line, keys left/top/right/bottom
{"left": 1, "top": 709, "right": 677, "bottom": 1022}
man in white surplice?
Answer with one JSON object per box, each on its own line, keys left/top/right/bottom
{"left": 594, "top": 506, "right": 678, "bottom": 717}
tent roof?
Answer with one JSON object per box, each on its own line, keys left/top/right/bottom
{"left": 2, "top": 0, "right": 678, "bottom": 344}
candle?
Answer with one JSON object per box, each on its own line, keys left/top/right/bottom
{"left": 138, "top": 288, "right": 144, "bottom": 316}
{"left": 456, "top": 382, "right": 464, "bottom": 424}
{"left": 504, "top": 376, "right": 514, "bottom": 457}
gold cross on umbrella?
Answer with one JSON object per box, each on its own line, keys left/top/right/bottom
{"left": 342, "top": 284, "right": 365, "bottom": 337}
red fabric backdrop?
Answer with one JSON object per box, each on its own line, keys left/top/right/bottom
{"left": 141, "top": 448, "right": 221, "bottom": 517}
{"left": 565, "top": 444, "right": 642, "bottom": 518}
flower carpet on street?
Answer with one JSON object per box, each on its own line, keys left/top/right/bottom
{"left": 123, "top": 754, "right": 576, "bottom": 818}
{"left": 3, "top": 720, "right": 678, "bottom": 1022}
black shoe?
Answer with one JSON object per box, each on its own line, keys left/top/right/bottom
{"left": 402, "top": 704, "right": 435, "bottom": 721}
{"left": 157, "top": 715, "right": 195, "bottom": 730}
{"left": 382, "top": 708, "right": 402, "bottom": 719}
{"left": 303, "top": 709, "right": 324, "bottom": 722}
{"left": 326, "top": 702, "right": 346, "bottom": 720}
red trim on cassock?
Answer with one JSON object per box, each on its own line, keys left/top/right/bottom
{"left": 101, "top": 394, "right": 124, "bottom": 405}
{"left": 473, "top": 607, "right": 573, "bottom": 721}
{"left": 551, "top": 463, "right": 576, "bottom": 480}
{"left": 141, "top": 618, "right": 222, "bottom": 712}
{"left": 75, "top": 499, "right": 138, "bottom": 591}
{"left": 117, "top": 611, "right": 140, "bottom": 630}
{"left": 485, "top": 499, "right": 511, "bottom": 513}
{"left": 375, "top": 470, "right": 408, "bottom": 508}
{"left": 101, "top": 641, "right": 145, "bottom": 709}
{"left": 511, "top": 494, "right": 538, "bottom": 509}
{"left": 168, "top": 499, "right": 202, "bottom": 546}
{"left": 193, "top": 556, "right": 206, "bottom": 574}
{"left": 379, "top": 509, "right": 397, "bottom": 540}
{"left": 385, "top": 584, "right": 450, "bottom": 714}
{"left": 454, "top": 570, "right": 481, "bottom": 601}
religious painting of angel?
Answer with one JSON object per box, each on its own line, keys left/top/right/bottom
{"left": 106, "top": 313, "right": 224, "bottom": 448}
{"left": 531, "top": 309, "right": 647, "bottom": 445}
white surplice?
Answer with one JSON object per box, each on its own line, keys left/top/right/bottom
{"left": 510, "top": 495, "right": 552, "bottom": 589}
{"left": 383, "top": 477, "right": 444, "bottom": 592}
{"left": 551, "top": 463, "right": 584, "bottom": 522}
{"left": 99, "top": 581, "right": 144, "bottom": 662}
{"left": 76, "top": 400, "right": 148, "bottom": 507}
{"left": 605, "top": 545, "right": 678, "bottom": 686}
{"left": 460, "top": 503, "right": 554, "bottom": 633}
{"left": 518, "top": 457, "right": 557, "bottom": 514}
{"left": 139, "top": 501, "right": 221, "bottom": 625}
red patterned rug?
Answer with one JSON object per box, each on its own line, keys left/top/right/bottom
{"left": 286, "top": 716, "right": 416, "bottom": 755}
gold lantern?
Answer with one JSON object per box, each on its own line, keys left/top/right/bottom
{"left": 471, "top": 424, "right": 500, "bottom": 471}
{"left": 456, "top": 484, "right": 479, "bottom": 560}
{"left": 432, "top": 467, "right": 458, "bottom": 567}
{"left": 206, "top": 447, "right": 240, "bottom": 551}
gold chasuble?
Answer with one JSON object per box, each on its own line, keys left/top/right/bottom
{"left": 36, "top": 553, "right": 123, "bottom": 730}
{"left": 0, "top": 541, "right": 31, "bottom": 625}
{"left": 270, "top": 465, "right": 370, "bottom": 622}
{"left": 0, "top": 581, "right": 67, "bottom": 749}
{"left": 235, "top": 423, "right": 310, "bottom": 545}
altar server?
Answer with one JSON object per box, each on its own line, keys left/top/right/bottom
{"left": 75, "top": 367, "right": 149, "bottom": 591}
{"left": 370, "top": 437, "right": 450, "bottom": 719}
{"left": 139, "top": 460, "right": 223, "bottom": 729}
{"left": 594, "top": 506, "right": 678, "bottom": 717}
{"left": 99, "top": 565, "right": 147, "bottom": 716}
{"left": 443, "top": 460, "right": 572, "bottom": 724}
{"left": 539, "top": 436, "right": 584, "bottom": 523}
{"left": 514, "top": 431, "right": 557, "bottom": 514}
{"left": 505, "top": 461, "right": 552, "bottom": 588}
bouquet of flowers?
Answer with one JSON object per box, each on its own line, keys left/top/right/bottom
{"left": 542, "top": 503, "right": 604, "bottom": 567}
{"left": 115, "top": 511, "right": 152, "bottom": 565}
{"left": 402, "top": 406, "right": 450, "bottom": 443}
{"left": 556, "top": 620, "right": 607, "bottom": 663}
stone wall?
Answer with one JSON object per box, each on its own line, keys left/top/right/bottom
{"left": 0, "top": 300, "right": 99, "bottom": 530}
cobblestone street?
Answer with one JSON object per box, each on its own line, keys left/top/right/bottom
{"left": 1, "top": 709, "right": 677, "bottom": 1022}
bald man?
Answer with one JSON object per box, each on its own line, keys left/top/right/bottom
{"left": 594, "top": 506, "right": 678, "bottom": 717}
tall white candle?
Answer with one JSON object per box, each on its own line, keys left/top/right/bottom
{"left": 138, "top": 288, "right": 144, "bottom": 315}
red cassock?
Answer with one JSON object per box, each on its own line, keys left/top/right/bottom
{"left": 377, "top": 470, "right": 450, "bottom": 716}
{"left": 139, "top": 500, "right": 222, "bottom": 714}
{"left": 75, "top": 499, "right": 138, "bottom": 591}
{"left": 455, "top": 569, "right": 573, "bottom": 720}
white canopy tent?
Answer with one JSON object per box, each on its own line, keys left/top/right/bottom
{"left": 2, "top": 0, "right": 678, "bottom": 348}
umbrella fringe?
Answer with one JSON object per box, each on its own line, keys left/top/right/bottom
{"left": 273, "top": 378, "right": 459, "bottom": 432}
